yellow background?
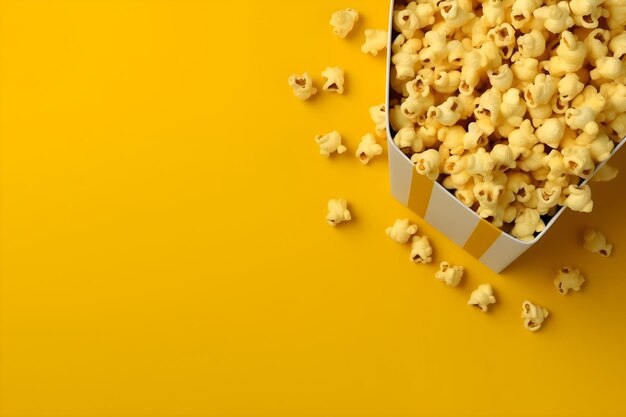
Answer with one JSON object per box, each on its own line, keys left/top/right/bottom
{"left": 2, "top": 1, "right": 626, "bottom": 416}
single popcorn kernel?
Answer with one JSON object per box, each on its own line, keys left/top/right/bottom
{"left": 468, "top": 283, "right": 496, "bottom": 312}
{"left": 361, "top": 29, "right": 388, "bottom": 56}
{"left": 435, "top": 261, "right": 464, "bottom": 286}
{"left": 386, "top": 218, "right": 418, "bottom": 244}
{"left": 554, "top": 266, "right": 585, "bottom": 295}
{"left": 326, "top": 199, "right": 351, "bottom": 227}
{"left": 521, "top": 301, "right": 549, "bottom": 332}
{"left": 356, "top": 133, "right": 383, "bottom": 165}
{"left": 583, "top": 229, "right": 613, "bottom": 257}
{"left": 410, "top": 235, "right": 433, "bottom": 264}
{"left": 321, "top": 67, "right": 345, "bottom": 94}
{"left": 315, "top": 131, "right": 347, "bottom": 157}
{"left": 288, "top": 73, "right": 317, "bottom": 100}
{"left": 329, "top": 9, "right": 359, "bottom": 38}
{"left": 369, "top": 103, "right": 387, "bottom": 139}
{"left": 411, "top": 149, "right": 441, "bottom": 181}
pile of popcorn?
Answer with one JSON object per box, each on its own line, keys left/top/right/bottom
{"left": 287, "top": 5, "right": 621, "bottom": 332}
{"left": 387, "top": 0, "right": 624, "bottom": 240}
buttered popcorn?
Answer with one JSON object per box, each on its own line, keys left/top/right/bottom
{"left": 321, "top": 67, "right": 345, "bottom": 94}
{"left": 330, "top": 9, "right": 359, "bottom": 38}
{"left": 386, "top": 218, "right": 419, "bottom": 243}
{"left": 326, "top": 199, "right": 352, "bottom": 226}
{"left": 435, "top": 261, "right": 464, "bottom": 286}
{"left": 388, "top": 0, "right": 625, "bottom": 241}
{"left": 356, "top": 133, "right": 383, "bottom": 164}
{"left": 583, "top": 229, "right": 613, "bottom": 256}
{"left": 315, "top": 131, "right": 347, "bottom": 157}
{"left": 521, "top": 301, "right": 549, "bottom": 332}
{"left": 288, "top": 73, "right": 317, "bottom": 100}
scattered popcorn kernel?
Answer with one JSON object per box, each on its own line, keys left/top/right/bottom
{"left": 356, "top": 133, "right": 383, "bottom": 165}
{"left": 554, "top": 266, "right": 585, "bottom": 295}
{"left": 468, "top": 283, "right": 496, "bottom": 312}
{"left": 326, "top": 199, "right": 351, "bottom": 226}
{"left": 521, "top": 301, "right": 549, "bottom": 332}
{"left": 329, "top": 9, "right": 359, "bottom": 38}
{"left": 369, "top": 103, "right": 387, "bottom": 139}
{"left": 321, "top": 67, "right": 345, "bottom": 94}
{"left": 386, "top": 218, "right": 419, "bottom": 244}
{"left": 410, "top": 235, "right": 433, "bottom": 264}
{"left": 361, "top": 29, "right": 388, "bottom": 56}
{"left": 288, "top": 73, "right": 317, "bottom": 100}
{"left": 315, "top": 131, "right": 347, "bottom": 157}
{"left": 435, "top": 261, "right": 464, "bottom": 286}
{"left": 583, "top": 229, "right": 613, "bottom": 257}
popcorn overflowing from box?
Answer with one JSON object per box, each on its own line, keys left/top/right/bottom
{"left": 386, "top": 0, "right": 626, "bottom": 272}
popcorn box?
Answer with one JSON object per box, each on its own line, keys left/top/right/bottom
{"left": 385, "top": 0, "right": 626, "bottom": 273}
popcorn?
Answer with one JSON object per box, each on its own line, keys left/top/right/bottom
{"left": 500, "top": 88, "right": 527, "bottom": 127}
{"left": 535, "top": 184, "right": 562, "bottom": 215}
{"left": 590, "top": 56, "right": 626, "bottom": 82}
{"left": 483, "top": 0, "right": 506, "bottom": 27}
{"left": 392, "top": 36, "right": 422, "bottom": 80}
{"left": 428, "top": 97, "right": 462, "bottom": 126}
{"left": 487, "top": 64, "right": 514, "bottom": 92}
{"left": 419, "top": 31, "right": 448, "bottom": 68}
{"left": 315, "top": 131, "right": 347, "bottom": 157}
{"left": 535, "top": 118, "right": 565, "bottom": 148}
{"left": 369, "top": 104, "right": 387, "bottom": 139}
{"left": 439, "top": 0, "right": 475, "bottom": 30}
{"left": 468, "top": 283, "right": 496, "bottom": 312}
{"left": 547, "top": 31, "right": 586, "bottom": 76}
{"left": 411, "top": 149, "right": 441, "bottom": 181}
{"left": 521, "top": 301, "right": 549, "bottom": 332}
{"left": 288, "top": 73, "right": 317, "bottom": 100}
{"left": 517, "top": 30, "right": 546, "bottom": 58}
{"left": 435, "top": 261, "right": 464, "bottom": 286}
{"left": 321, "top": 67, "right": 345, "bottom": 94}
{"left": 410, "top": 235, "right": 433, "bottom": 263}
{"left": 394, "top": 126, "right": 423, "bottom": 153}
{"left": 330, "top": 8, "right": 359, "bottom": 38}
{"left": 563, "top": 184, "right": 593, "bottom": 212}
{"left": 511, "top": 208, "right": 545, "bottom": 241}
{"left": 361, "top": 29, "right": 388, "bottom": 56}
{"left": 584, "top": 29, "right": 610, "bottom": 66}
{"left": 525, "top": 74, "right": 559, "bottom": 108}
{"left": 554, "top": 266, "right": 585, "bottom": 294}
{"left": 609, "top": 32, "right": 626, "bottom": 60}
{"left": 464, "top": 147, "right": 496, "bottom": 176}
{"left": 491, "top": 143, "right": 516, "bottom": 171}
{"left": 562, "top": 146, "right": 594, "bottom": 178}
{"left": 558, "top": 73, "right": 585, "bottom": 102}
{"left": 386, "top": 218, "right": 419, "bottom": 244}
{"left": 393, "top": 2, "right": 436, "bottom": 38}
{"left": 474, "top": 180, "right": 505, "bottom": 218}
{"left": 356, "top": 133, "right": 383, "bottom": 165}
{"left": 433, "top": 70, "right": 462, "bottom": 94}
{"left": 533, "top": 2, "right": 574, "bottom": 34}
{"left": 326, "top": 199, "right": 351, "bottom": 226}
{"left": 510, "top": 0, "right": 543, "bottom": 30}
{"left": 583, "top": 229, "right": 613, "bottom": 257}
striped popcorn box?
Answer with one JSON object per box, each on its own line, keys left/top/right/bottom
{"left": 385, "top": 0, "right": 626, "bottom": 273}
